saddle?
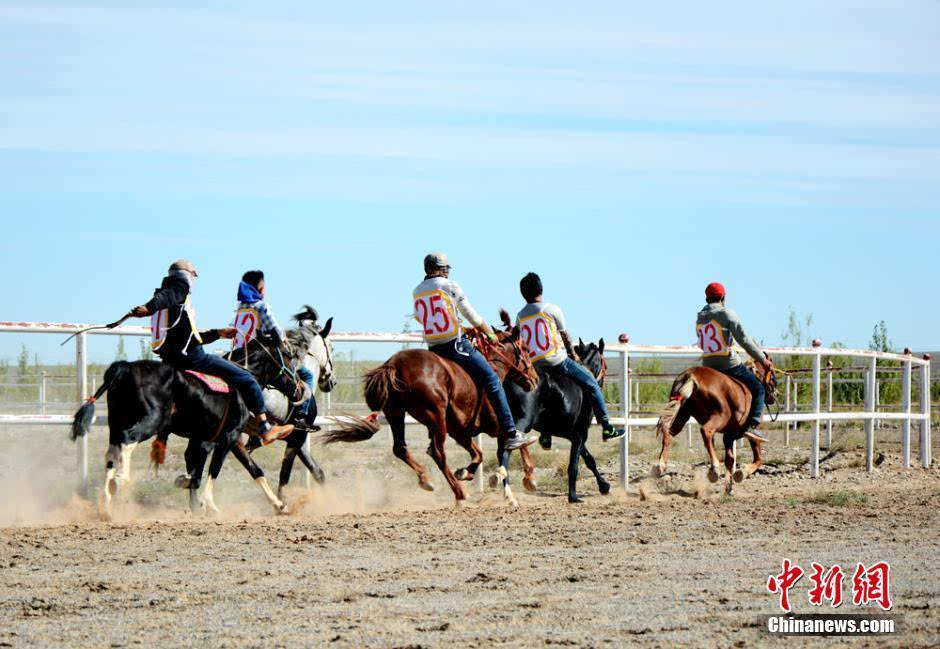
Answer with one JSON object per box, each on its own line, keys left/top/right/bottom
{"left": 184, "top": 370, "right": 231, "bottom": 394}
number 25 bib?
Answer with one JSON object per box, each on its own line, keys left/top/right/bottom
{"left": 519, "top": 313, "right": 562, "bottom": 362}
{"left": 414, "top": 289, "right": 459, "bottom": 342}
{"left": 697, "top": 319, "right": 730, "bottom": 357}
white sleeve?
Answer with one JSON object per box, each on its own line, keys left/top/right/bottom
{"left": 549, "top": 304, "right": 568, "bottom": 332}
{"left": 449, "top": 280, "right": 486, "bottom": 328}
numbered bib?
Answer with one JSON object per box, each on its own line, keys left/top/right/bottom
{"left": 150, "top": 296, "right": 201, "bottom": 350}
{"left": 697, "top": 319, "right": 730, "bottom": 357}
{"left": 233, "top": 307, "right": 260, "bottom": 350}
{"left": 519, "top": 313, "right": 562, "bottom": 362}
{"left": 414, "top": 289, "right": 459, "bottom": 342}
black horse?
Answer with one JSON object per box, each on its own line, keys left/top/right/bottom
{"left": 505, "top": 330, "right": 612, "bottom": 504}
{"left": 71, "top": 317, "right": 319, "bottom": 517}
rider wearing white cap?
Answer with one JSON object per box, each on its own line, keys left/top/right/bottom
{"left": 413, "top": 253, "right": 535, "bottom": 450}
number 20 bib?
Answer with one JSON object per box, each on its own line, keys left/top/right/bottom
{"left": 697, "top": 319, "right": 730, "bottom": 357}
{"left": 519, "top": 313, "right": 561, "bottom": 362}
{"left": 414, "top": 289, "right": 459, "bottom": 342}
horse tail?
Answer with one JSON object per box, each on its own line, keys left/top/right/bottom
{"left": 363, "top": 363, "right": 403, "bottom": 412}
{"left": 321, "top": 412, "right": 382, "bottom": 444}
{"left": 656, "top": 369, "right": 696, "bottom": 439}
{"left": 71, "top": 360, "right": 131, "bottom": 441}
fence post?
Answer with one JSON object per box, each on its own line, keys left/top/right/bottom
{"left": 75, "top": 333, "right": 89, "bottom": 490}
{"left": 826, "top": 363, "right": 833, "bottom": 448}
{"left": 784, "top": 375, "right": 791, "bottom": 446}
{"left": 875, "top": 378, "right": 881, "bottom": 430}
{"left": 865, "top": 356, "right": 876, "bottom": 473}
{"left": 811, "top": 350, "right": 821, "bottom": 478}
{"left": 618, "top": 349, "right": 629, "bottom": 490}
{"left": 474, "top": 434, "right": 484, "bottom": 494}
{"left": 687, "top": 420, "right": 693, "bottom": 448}
{"left": 901, "top": 357, "right": 912, "bottom": 468}
{"left": 920, "top": 357, "right": 931, "bottom": 468}
{"left": 39, "top": 371, "right": 47, "bottom": 415}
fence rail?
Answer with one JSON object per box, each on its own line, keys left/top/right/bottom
{"left": 0, "top": 322, "right": 932, "bottom": 491}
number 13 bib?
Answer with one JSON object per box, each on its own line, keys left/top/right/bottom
{"left": 697, "top": 319, "right": 730, "bottom": 357}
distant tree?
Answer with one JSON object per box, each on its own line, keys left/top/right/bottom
{"left": 17, "top": 344, "right": 29, "bottom": 377}
{"left": 138, "top": 338, "right": 154, "bottom": 361}
{"left": 868, "top": 321, "right": 893, "bottom": 353}
{"left": 115, "top": 336, "right": 128, "bottom": 361}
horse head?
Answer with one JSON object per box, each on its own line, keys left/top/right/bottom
{"left": 494, "top": 326, "right": 539, "bottom": 392}
{"left": 751, "top": 353, "right": 779, "bottom": 405}
{"left": 575, "top": 337, "right": 607, "bottom": 385}
{"left": 289, "top": 307, "right": 337, "bottom": 394}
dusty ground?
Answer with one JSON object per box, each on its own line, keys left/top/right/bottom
{"left": 0, "top": 422, "right": 937, "bottom": 648}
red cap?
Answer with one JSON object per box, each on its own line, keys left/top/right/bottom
{"left": 705, "top": 282, "right": 726, "bottom": 300}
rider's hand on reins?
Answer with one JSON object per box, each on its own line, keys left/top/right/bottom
{"left": 217, "top": 327, "right": 237, "bottom": 340}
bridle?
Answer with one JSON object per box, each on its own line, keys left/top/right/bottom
{"left": 466, "top": 329, "right": 537, "bottom": 387}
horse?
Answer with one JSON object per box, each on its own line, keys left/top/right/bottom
{"left": 322, "top": 326, "right": 539, "bottom": 506}
{"left": 70, "top": 324, "right": 313, "bottom": 517}
{"left": 653, "top": 360, "right": 779, "bottom": 494}
{"left": 234, "top": 308, "right": 337, "bottom": 503}
{"left": 152, "top": 306, "right": 338, "bottom": 507}
{"left": 507, "top": 330, "right": 612, "bottom": 504}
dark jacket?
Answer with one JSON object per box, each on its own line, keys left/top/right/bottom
{"left": 145, "top": 275, "right": 220, "bottom": 358}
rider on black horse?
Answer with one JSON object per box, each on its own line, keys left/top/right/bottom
{"left": 413, "top": 252, "right": 536, "bottom": 450}
{"left": 515, "top": 272, "right": 624, "bottom": 449}
{"left": 234, "top": 270, "right": 317, "bottom": 429}
{"left": 126, "top": 259, "right": 294, "bottom": 445}
{"left": 696, "top": 282, "right": 773, "bottom": 442}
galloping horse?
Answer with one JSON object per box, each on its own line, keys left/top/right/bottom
{"left": 654, "top": 360, "right": 778, "bottom": 494}
{"left": 71, "top": 321, "right": 314, "bottom": 517}
{"left": 323, "top": 326, "right": 539, "bottom": 506}
{"left": 506, "top": 316, "right": 612, "bottom": 503}
{"left": 150, "top": 307, "right": 337, "bottom": 508}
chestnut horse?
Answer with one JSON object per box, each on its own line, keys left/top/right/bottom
{"left": 323, "top": 327, "right": 539, "bottom": 506}
{"left": 654, "top": 361, "right": 778, "bottom": 494}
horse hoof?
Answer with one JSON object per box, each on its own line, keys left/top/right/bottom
{"left": 598, "top": 481, "right": 611, "bottom": 495}
{"left": 174, "top": 474, "right": 192, "bottom": 489}
{"left": 276, "top": 503, "right": 290, "bottom": 516}
{"left": 651, "top": 465, "right": 663, "bottom": 478}
{"left": 569, "top": 496, "right": 583, "bottom": 504}
{"left": 522, "top": 476, "right": 538, "bottom": 493}
{"left": 707, "top": 468, "right": 720, "bottom": 483}
{"left": 107, "top": 479, "right": 118, "bottom": 496}
{"left": 488, "top": 474, "right": 499, "bottom": 489}
{"left": 454, "top": 468, "right": 474, "bottom": 481}
{"left": 419, "top": 480, "right": 435, "bottom": 492}
{"left": 733, "top": 469, "right": 745, "bottom": 483}
{"left": 454, "top": 499, "right": 465, "bottom": 509}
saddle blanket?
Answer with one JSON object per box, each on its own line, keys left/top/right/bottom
{"left": 184, "top": 370, "right": 231, "bottom": 393}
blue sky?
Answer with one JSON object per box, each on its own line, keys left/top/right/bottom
{"left": 1, "top": 1, "right": 938, "bottom": 363}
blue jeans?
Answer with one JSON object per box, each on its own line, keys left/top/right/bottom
{"left": 429, "top": 337, "right": 516, "bottom": 433}
{"left": 723, "top": 364, "right": 765, "bottom": 427}
{"left": 296, "top": 365, "right": 317, "bottom": 417}
{"left": 545, "top": 357, "right": 611, "bottom": 428}
{"left": 160, "top": 345, "right": 267, "bottom": 415}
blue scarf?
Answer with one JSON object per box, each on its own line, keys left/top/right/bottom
{"left": 237, "top": 281, "right": 262, "bottom": 303}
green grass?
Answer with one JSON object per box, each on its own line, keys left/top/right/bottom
{"left": 805, "top": 489, "right": 869, "bottom": 507}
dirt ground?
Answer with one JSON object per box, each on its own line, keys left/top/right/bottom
{"left": 0, "top": 422, "right": 937, "bottom": 648}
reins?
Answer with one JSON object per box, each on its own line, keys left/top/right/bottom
{"left": 466, "top": 329, "right": 533, "bottom": 381}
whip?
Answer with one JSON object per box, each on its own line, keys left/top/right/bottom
{"left": 59, "top": 314, "right": 133, "bottom": 346}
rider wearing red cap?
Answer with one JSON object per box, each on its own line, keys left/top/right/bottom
{"left": 696, "top": 282, "right": 773, "bottom": 441}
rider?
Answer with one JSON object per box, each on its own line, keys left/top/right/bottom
{"left": 234, "top": 270, "right": 316, "bottom": 428}
{"left": 413, "top": 253, "right": 535, "bottom": 450}
{"left": 126, "top": 259, "right": 294, "bottom": 445}
{"left": 696, "top": 282, "right": 773, "bottom": 441}
{"left": 515, "top": 272, "right": 624, "bottom": 449}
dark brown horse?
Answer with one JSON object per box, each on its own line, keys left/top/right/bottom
{"left": 323, "top": 327, "right": 539, "bottom": 506}
{"left": 654, "top": 361, "right": 778, "bottom": 494}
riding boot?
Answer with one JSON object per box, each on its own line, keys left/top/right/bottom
{"left": 601, "top": 423, "right": 625, "bottom": 442}
{"left": 504, "top": 430, "right": 537, "bottom": 450}
{"left": 250, "top": 415, "right": 294, "bottom": 446}
{"left": 743, "top": 422, "right": 769, "bottom": 444}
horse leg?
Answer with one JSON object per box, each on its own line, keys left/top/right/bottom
{"left": 702, "top": 427, "right": 722, "bottom": 482}
{"left": 722, "top": 434, "right": 736, "bottom": 495}
{"left": 389, "top": 413, "right": 435, "bottom": 492}
{"left": 580, "top": 441, "right": 610, "bottom": 495}
{"left": 183, "top": 440, "right": 210, "bottom": 513}
{"left": 567, "top": 435, "right": 584, "bottom": 503}
{"left": 293, "top": 440, "right": 326, "bottom": 485}
{"left": 518, "top": 443, "right": 538, "bottom": 492}
{"left": 426, "top": 426, "right": 466, "bottom": 505}
{"left": 229, "top": 442, "right": 288, "bottom": 514}
{"left": 102, "top": 444, "right": 122, "bottom": 517}
{"left": 495, "top": 440, "right": 518, "bottom": 507}
{"left": 278, "top": 445, "right": 299, "bottom": 500}
{"left": 453, "top": 435, "right": 483, "bottom": 482}
{"left": 736, "top": 437, "right": 763, "bottom": 481}
{"left": 200, "top": 443, "right": 231, "bottom": 515}
{"left": 655, "top": 429, "right": 675, "bottom": 477}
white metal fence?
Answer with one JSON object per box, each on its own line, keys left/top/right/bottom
{"left": 0, "top": 322, "right": 932, "bottom": 492}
